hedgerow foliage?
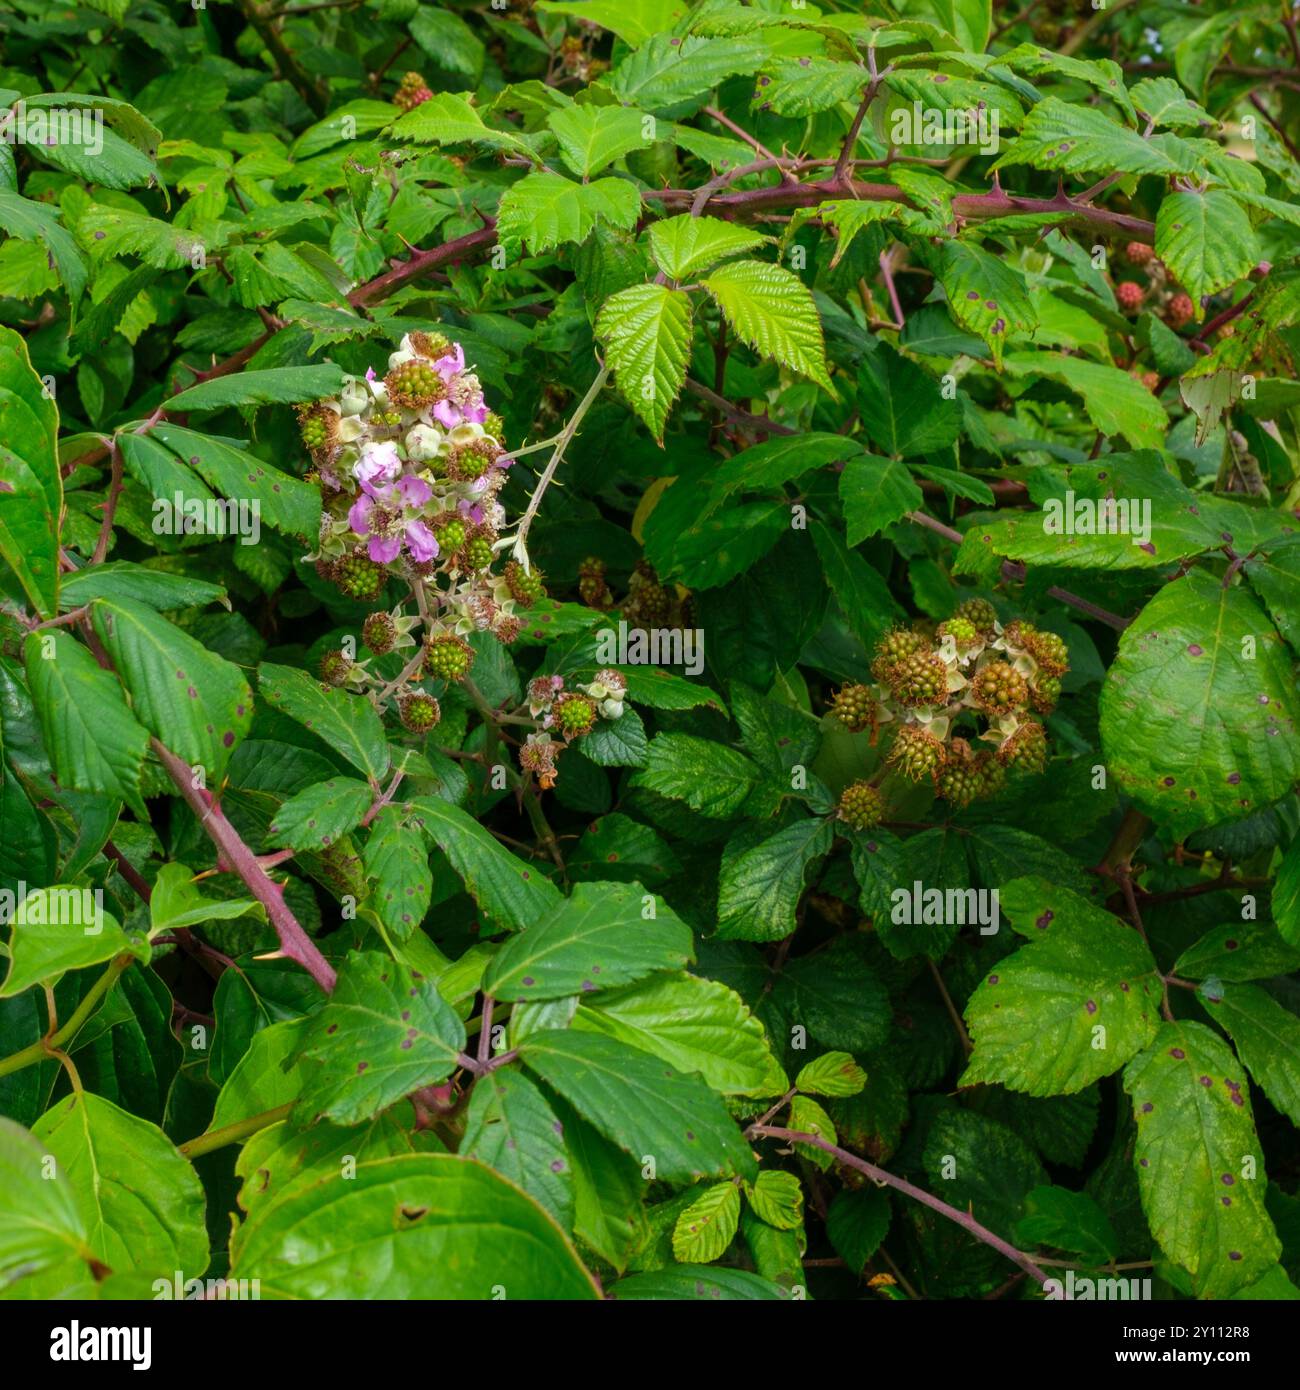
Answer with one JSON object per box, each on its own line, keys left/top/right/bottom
{"left": 1, "top": 0, "right": 1300, "bottom": 1303}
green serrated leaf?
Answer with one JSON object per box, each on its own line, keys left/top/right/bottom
{"left": 294, "top": 951, "right": 466, "bottom": 1126}
{"left": 596, "top": 282, "right": 692, "bottom": 442}
{"left": 1124, "top": 1020, "right": 1281, "bottom": 1299}
{"left": 701, "top": 258, "right": 833, "bottom": 392}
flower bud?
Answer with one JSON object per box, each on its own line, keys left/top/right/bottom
{"left": 405, "top": 423, "right": 444, "bottom": 461}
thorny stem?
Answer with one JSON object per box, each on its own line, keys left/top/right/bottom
{"left": 152, "top": 740, "right": 337, "bottom": 993}
{"left": 375, "top": 647, "right": 427, "bottom": 704}
{"left": 477, "top": 997, "right": 496, "bottom": 1066}
{"left": 878, "top": 248, "right": 906, "bottom": 330}
{"left": 750, "top": 1125, "right": 1051, "bottom": 1288}
{"left": 834, "top": 61, "right": 888, "bottom": 185}
{"left": 361, "top": 768, "right": 406, "bottom": 827}
{"left": 508, "top": 362, "right": 610, "bottom": 568}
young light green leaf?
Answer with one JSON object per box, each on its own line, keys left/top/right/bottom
{"left": 0, "top": 1117, "right": 91, "bottom": 1289}
{"left": 149, "top": 862, "right": 262, "bottom": 935}
{"left": 549, "top": 105, "right": 653, "bottom": 177}
{"left": 647, "top": 214, "right": 767, "bottom": 282}
{"left": 745, "top": 1170, "right": 804, "bottom": 1231}
{"left": 672, "top": 1182, "right": 740, "bottom": 1263}
{"left": 796, "top": 1051, "right": 867, "bottom": 1098}
{"left": 1000, "top": 352, "right": 1168, "bottom": 448}
{"left": 496, "top": 172, "right": 639, "bottom": 259}
{"left": 32, "top": 1091, "right": 207, "bottom": 1280}
{"left": 389, "top": 92, "right": 538, "bottom": 159}
{"left": 1155, "top": 189, "right": 1259, "bottom": 302}
{"left": 701, "top": 259, "right": 833, "bottom": 392}
{"left": 787, "top": 1094, "right": 837, "bottom": 1170}
{"left": 537, "top": 0, "right": 701, "bottom": 47}
{"left": 0, "top": 890, "right": 146, "bottom": 998}
{"left": 595, "top": 282, "right": 692, "bottom": 442}
{"left": 571, "top": 971, "right": 785, "bottom": 1097}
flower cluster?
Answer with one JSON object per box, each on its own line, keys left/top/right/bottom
{"left": 831, "top": 598, "right": 1069, "bottom": 813}
{"left": 303, "top": 330, "right": 530, "bottom": 652}
{"left": 301, "top": 334, "right": 636, "bottom": 792}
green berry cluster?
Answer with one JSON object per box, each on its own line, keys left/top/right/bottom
{"left": 829, "top": 600, "right": 1070, "bottom": 809}
{"left": 552, "top": 692, "right": 597, "bottom": 739}
{"left": 837, "top": 780, "right": 886, "bottom": 830}
{"left": 334, "top": 552, "right": 387, "bottom": 602}
{"left": 505, "top": 560, "right": 546, "bottom": 608}
{"left": 385, "top": 360, "right": 443, "bottom": 410}
{"left": 399, "top": 693, "right": 441, "bottom": 733}
{"left": 425, "top": 634, "right": 474, "bottom": 683}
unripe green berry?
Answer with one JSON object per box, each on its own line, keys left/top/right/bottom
{"left": 424, "top": 634, "right": 474, "bottom": 683}
{"left": 830, "top": 682, "right": 875, "bottom": 733}
{"left": 505, "top": 560, "right": 546, "bottom": 607}
{"left": 386, "top": 360, "right": 444, "bottom": 410}
{"left": 319, "top": 649, "right": 352, "bottom": 687}
{"left": 954, "top": 597, "right": 998, "bottom": 634}
{"left": 888, "top": 723, "right": 947, "bottom": 781}
{"left": 552, "top": 692, "right": 597, "bottom": 739}
{"left": 435, "top": 519, "right": 468, "bottom": 554}
{"left": 1027, "top": 629, "right": 1070, "bottom": 679}
{"left": 937, "top": 616, "right": 979, "bottom": 650}
{"left": 1030, "top": 675, "right": 1062, "bottom": 714}
{"left": 887, "top": 650, "right": 949, "bottom": 708}
{"left": 399, "top": 693, "right": 441, "bottom": 733}
{"left": 464, "top": 535, "right": 494, "bottom": 570}
{"left": 363, "top": 611, "right": 397, "bottom": 655}
{"left": 335, "top": 552, "right": 387, "bottom": 602}
{"left": 969, "top": 661, "right": 1029, "bottom": 716}
{"left": 999, "top": 720, "right": 1048, "bottom": 774}
{"left": 837, "top": 780, "right": 887, "bottom": 830}
{"left": 871, "top": 626, "right": 926, "bottom": 681}
{"left": 937, "top": 759, "right": 983, "bottom": 808}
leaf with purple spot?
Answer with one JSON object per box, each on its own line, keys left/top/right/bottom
{"left": 1124, "top": 1019, "right": 1280, "bottom": 1298}
{"left": 293, "top": 950, "right": 465, "bottom": 1126}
